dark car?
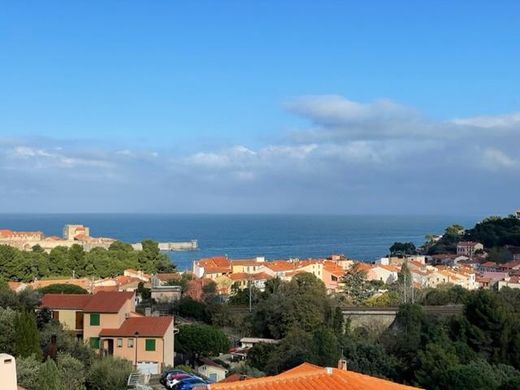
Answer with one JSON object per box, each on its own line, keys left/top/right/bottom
{"left": 174, "top": 377, "right": 208, "bottom": 390}
{"left": 165, "top": 373, "right": 194, "bottom": 389}
{"left": 159, "top": 369, "right": 187, "bottom": 386}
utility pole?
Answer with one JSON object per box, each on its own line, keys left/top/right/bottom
{"left": 248, "top": 273, "right": 252, "bottom": 313}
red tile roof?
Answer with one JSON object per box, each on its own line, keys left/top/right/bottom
{"left": 99, "top": 316, "right": 173, "bottom": 337}
{"left": 197, "top": 256, "right": 231, "bottom": 268}
{"left": 82, "top": 291, "right": 134, "bottom": 313}
{"left": 229, "top": 272, "right": 272, "bottom": 281}
{"left": 264, "top": 261, "right": 298, "bottom": 272}
{"left": 210, "top": 362, "right": 421, "bottom": 390}
{"left": 41, "top": 294, "right": 92, "bottom": 310}
{"left": 220, "top": 373, "right": 250, "bottom": 383}
{"left": 231, "top": 259, "right": 262, "bottom": 266}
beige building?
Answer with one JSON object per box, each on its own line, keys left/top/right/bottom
{"left": 41, "top": 291, "right": 174, "bottom": 374}
{"left": 456, "top": 241, "right": 484, "bottom": 257}
{"left": 196, "top": 358, "right": 228, "bottom": 382}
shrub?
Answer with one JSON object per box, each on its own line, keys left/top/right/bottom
{"left": 86, "top": 356, "right": 133, "bottom": 390}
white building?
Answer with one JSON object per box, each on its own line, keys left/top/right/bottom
{"left": 0, "top": 354, "right": 17, "bottom": 390}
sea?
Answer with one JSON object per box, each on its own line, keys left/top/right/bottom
{"left": 0, "top": 214, "right": 483, "bottom": 271}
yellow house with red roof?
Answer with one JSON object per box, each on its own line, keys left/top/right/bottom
{"left": 41, "top": 291, "right": 174, "bottom": 374}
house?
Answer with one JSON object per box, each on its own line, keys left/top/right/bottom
{"left": 98, "top": 316, "right": 174, "bottom": 374}
{"left": 41, "top": 291, "right": 174, "bottom": 374}
{"left": 239, "top": 337, "right": 280, "bottom": 349}
{"left": 367, "top": 265, "right": 399, "bottom": 284}
{"left": 40, "top": 294, "right": 92, "bottom": 339}
{"left": 196, "top": 357, "right": 228, "bottom": 382}
{"left": 229, "top": 272, "right": 272, "bottom": 292}
{"left": 322, "top": 261, "right": 345, "bottom": 293}
{"left": 456, "top": 241, "right": 484, "bottom": 257}
{"left": 209, "top": 361, "right": 421, "bottom": 390}
{"left": 231, "top": 257, "right": 266, "bottom": 274}
{"left": 193, "top": 256, "right": 232, "bottom": 279}
{"left": 151, "top": 285, "right": 182, "bottom": 303}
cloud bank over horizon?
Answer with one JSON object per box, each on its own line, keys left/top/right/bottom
{"left": 1, "top": 95, "right": 519, "bottom": 215}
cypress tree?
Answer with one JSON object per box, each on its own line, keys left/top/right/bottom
{"left": 15, "top": 311, "right": 41, "bottom": 358}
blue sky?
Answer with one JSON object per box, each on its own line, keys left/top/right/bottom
{"left": 1, "top": 1, "right": 519, "bottom": 214}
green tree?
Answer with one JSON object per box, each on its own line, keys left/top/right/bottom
{"left": 176, "top": 324, "right": 229, "bottom": 356}
{"left": 38, "top": 358, "right": 64, "bottom": 390}
{"left": 86, "top": 356, "right": 133, "bottom": 390}
{"left": 48, "top": 246, "right": 70, "bottom": 276}
{"left": 310, "top": 327, "right": 340, "bottom": 367}
{"left": 57, "top": 352, "right": 86, "bottom": 390}
{"left": 389, "top": 242, "right": 417, "bottom": 256}
{"left": 342, "top": 265, "right": 374, "bottom": 305}
{"left": 38, "top": 284, "right": 88, "bottom": 295}
{"left": 264, "top": 328, "right": 314, "bottom": 374}
{"left": 0, "top": 307, "right": 17, "bottom": 354}
{"left": 415, "top": 343, "right": 460, "bottom": 389}
{"left": 248, "top": 342, "right": 279, "bottom": 372}
{"left": 396, "top": 262, "right": 414, "bottom": 304}
{"left": 15, "top": 311, "right": 41, "bottom": 358}
{"left": 16, "top": 354, "right": 43, "bottom": 390}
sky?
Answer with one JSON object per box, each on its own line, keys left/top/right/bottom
{"left": 0, "top": 1, "right": 519, "bottom": 215}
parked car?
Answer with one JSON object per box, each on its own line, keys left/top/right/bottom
{"left": 165, "top": 373, "right": 194, "bottom": 389}
{"left": 174, "top": 377, "right": 208, "bottom": 390}
{"left": 160, "top": 369, "right": 187, "bottom": 386}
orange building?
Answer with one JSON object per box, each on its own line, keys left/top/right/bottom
{"left": 210, "top": 362, "right": 421, "bottom": 390}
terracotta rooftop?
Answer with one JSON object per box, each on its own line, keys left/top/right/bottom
{"left": 264, "top": 261, "right": 298, "bottom": 272}
{"left": 209, "top": 362, "right": 421, "bottom": 390}
{"left": 229, "top": 272, "right": 272, "bottom": 281}
{"left": 231, "top": 259, "right": 263, "bottom": 266}
{"left": 219, "top": 373, "right": 250, "bottom": 383}
{"left": 197, "top": 256, "right": 231, "bottom": 268}
{"left": 82, "top": 291, "right": 135, "bottom": 313}
{"left": 41, "top": 294, "right": 92, "bottom": 310}
{"left": 99, "top": 316, "right": 173, "bottom": 337}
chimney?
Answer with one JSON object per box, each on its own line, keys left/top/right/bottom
{"left": 338, "top": 358, "right": 348, "bottom": 371}
{"left": 325, "top": 367, "right": 333, "bottom": 375}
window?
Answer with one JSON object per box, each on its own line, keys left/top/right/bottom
{"left": 117, "top": 338, "right": 123, "bottom": 348}
{"left": 90, "top": 337, "right": 100, "bottom": 349}
{"left": 145, "top": 339, "right": 156, "bottom": 351}
{"left": 128, "top": 338, "right": 134, "bottom": 348}
{"left": 90, "top": 313, "right": 100, "bottom": 326}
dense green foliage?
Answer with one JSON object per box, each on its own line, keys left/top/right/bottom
{"left": 86, "top": 356, "right": 133, "bottom": 390}
{"left": 389, "top": 242, "right": 417, "bottom": 256}
{"left": 37, "top": 359, "right": 63, "bottom": 390}
{"left": 233, "top": 274, "right": 520, "bottom": 389}
{"left": 252, "top": 273, "right": 340, "bottom": 339}
{"left": 0, "top": 240, "right": 174, "bottom": 282}
{"left": 465, "top": 216, "right": 520, "bottom": 248}
{"left": 426, "top": 224, "right": 464, "bottom": 254}
{"left": 15, "top": 311, "right": 41, "bottom": 358}
{"left": 176, "top": 324, "right": 230, "bottom": 356}
{"left": 37, "top": 283, "right": 88, "bottom": 295}
{"left": 425, "top": 217, "right": 520, "bottom": 257}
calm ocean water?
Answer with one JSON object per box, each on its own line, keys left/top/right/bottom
{"left": 0, "top": 214, "right": 482, "bottom": 271}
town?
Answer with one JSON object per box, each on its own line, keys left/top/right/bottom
{"left": 2, "top": 212, "right": 520, "bottom": 389}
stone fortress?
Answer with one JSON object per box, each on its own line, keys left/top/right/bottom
{"left": 0, "top": 224, "right": 115, "bottom": 252}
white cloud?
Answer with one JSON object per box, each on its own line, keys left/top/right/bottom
{"left": 482, "top": 148, "right": 519, "bottom": 170}
{"left": 1, "top": 95, "right": 520, "bottom": 213}
{"left": 452, "top": 112, "right": 520, "bottom": 129}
